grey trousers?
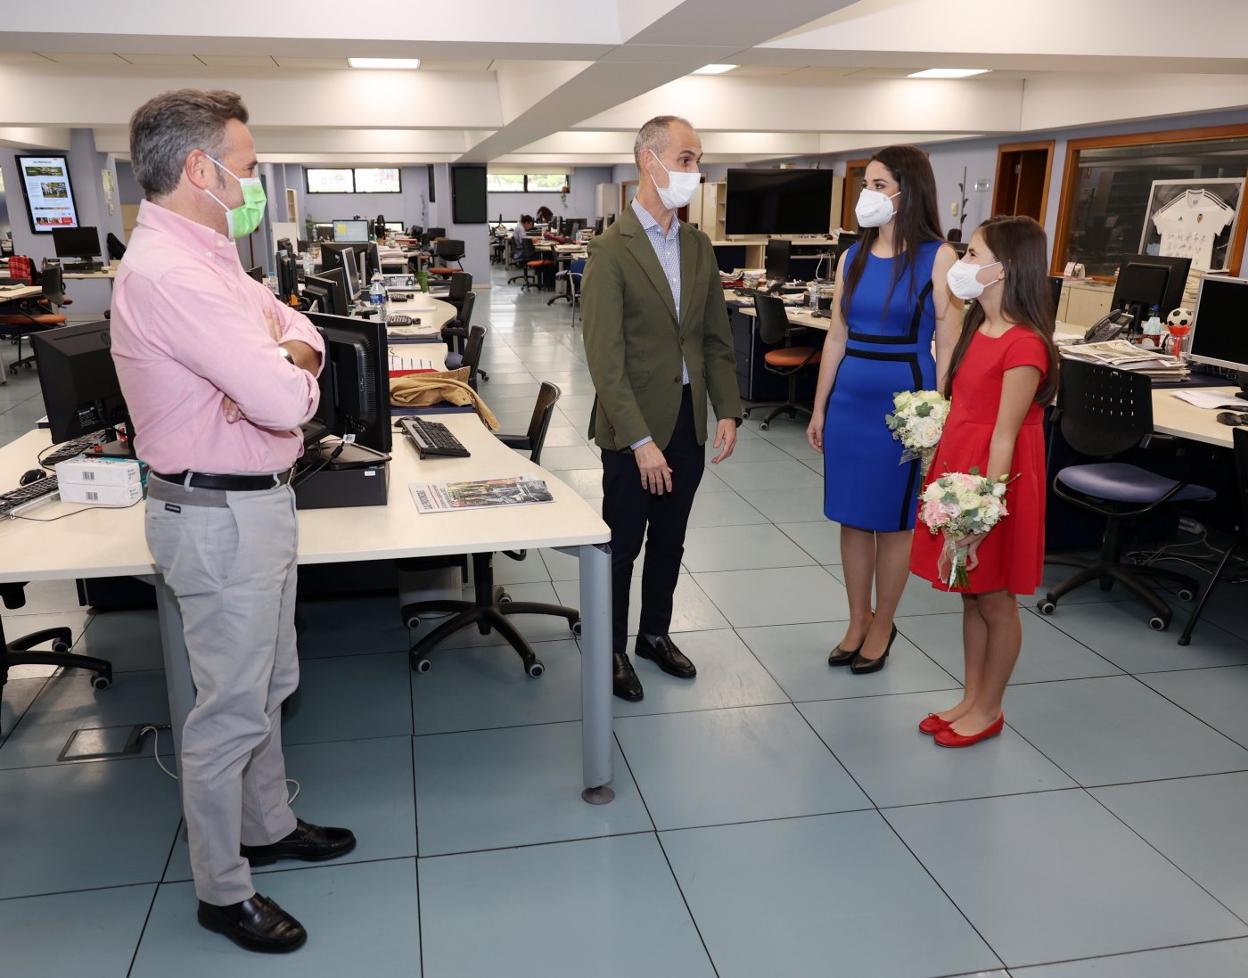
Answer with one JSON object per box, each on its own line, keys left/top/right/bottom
{"left": 146, "top": 477, "right": 300, "bottom": 905}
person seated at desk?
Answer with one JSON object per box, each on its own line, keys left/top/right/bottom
{"left": 512, "top": 214, "right": 534, "bottom": 251}
{"left": 535, "top": 205, "right": 554, "bottom": 225}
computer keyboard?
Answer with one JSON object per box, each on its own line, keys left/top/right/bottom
{"left": 64, "top": 260, "right": 103, "bottom": 273}
{"left": 386, "top": 314, "right": 416, "bottom": 327}
{"left": 41, "top": 433, "right": 106, "bottom": 468}
{"left": 0, "top": 475, "right": 59, "bottom": 517}
{"left": 399, "top": 417, "right": 471, "bottom": 459}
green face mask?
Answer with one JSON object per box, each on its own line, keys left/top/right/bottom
{"left": 202, "top": 153, "right": 266, "bottom": 239}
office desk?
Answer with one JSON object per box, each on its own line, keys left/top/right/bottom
{"left": 62, "top": 263, "right": 119, "bottom": 282}
{"left": 0, "top": 285, "right": 43, "bottom": 302}
{"left": 0, "top": 419, "right": 617, "bottom": 804}
{"left": 1151, "top": 387, "right": 1240, "bottom": 449}
{"left": 388, "top": 295, "right": 457, "bottom": 332}
{"left": 736, "top": 303, "right": 830, "bottom": 332}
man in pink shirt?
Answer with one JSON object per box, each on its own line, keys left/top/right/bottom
{"left": 111, "top": 89, "right": 353, "bottom": 954}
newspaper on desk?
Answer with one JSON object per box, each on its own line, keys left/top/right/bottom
{"left": 1060, "top": 340, "right": 1187, "bottom": 376}
{"left": 410, "top": 477, "right": 554, "bottom": 513}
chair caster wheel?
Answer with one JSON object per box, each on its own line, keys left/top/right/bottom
{"left": 759, "top": 421, "right": 770, "bottom": 431}
{"left": 51, "top": 640, "right": 70, "bottom": 653}
{"left": 571, "top": 619, "right": 582, "bottom": 636}
{"left": 498, "top": 592, "right": 512, "bottom": 606}
{"left": 527, "top": 660, "right": 545, "bottom": 678}
{"left": 91, "top": 675, "right": 112, "bottom": 691}
{"left": 406, "top": 616, "right": 421, "bottom": 630}
{"left": 742, "top": 409, "right": 751, "bottom": 419}
{"left": 1178, "top": 588, "right": 1195, "bottom": 602}
{"left": 412, "top": 656, "right": 432, "bottom": 674}
{"left": 1148, "top": 615, "right": 1169, "bottom": 631}
{"left": 1037, "top": 599, "right": 1057, "bottom": 615}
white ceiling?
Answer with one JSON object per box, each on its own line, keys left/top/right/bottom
{"left": 0, "top": 0, "right": 1245, "bottom": 166}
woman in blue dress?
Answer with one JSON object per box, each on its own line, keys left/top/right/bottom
{"left": 806, "top": 146, "right": 962, "bottom": 673}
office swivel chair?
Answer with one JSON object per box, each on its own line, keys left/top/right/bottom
{"left": 429, "top": 239, "right": 466, "bottom": 278}
{"left": 1038, "top": 360, "right": 1215, "bottom": 631}
{"left": 0, "top": 265, "right": 70, "bottom": 374}
{"left": 507, "top": 237, "right": 536, "bottom": 287}
{"left": 400, "top": 382, "right": 580, "bottom": 677}
{"left": 106, "top": 232, "right": 126, "bottom": 261}
{"left": 1, "top": 582, "right": 112, "bottom": 697}
{"left": 445, "top": 272, "right": 473, "bottom": 315}
{"left": 443, "top": 301, "right": 479, "bottom": 375}
{"left": 741, "top": 292, "right": 822, "bottom": 430}
{"left": 554, "top": 258, "right": 586, "bottom": 322}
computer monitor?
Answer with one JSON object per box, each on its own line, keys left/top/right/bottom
{"left": 1049, "top": 276, "right": 1063, "bottom": 316}
{"left": 52, "top": 226, "right": 101, "bottom": 260}
{"left": 275, "top": 237, "right": 294, "bottom": 255}
{"left": 333, "top": 219, "right": 370, "bottom": 242}
{"left": 305, "top": 311, "right": 392, "bottom": 453}
{"left": 320, "top": 243, "right": 365, "bottom": 296}
{"left": 427, "top": 227, "right": 446, "bottom": 240}
{"left": 365, "top": 242, "right": 381, "bottom": 280}
{"left": 726, "top": 168, "right": 835, "bottom": 235}
{"left": 245, "top": 265, "right": 264, "bottom": 283}
{"left": 1111, "top": 254, "right": 1192, "bottom": 323}
{"left": 833, "top": 231, "right": 861, "bottom": 269}
{"left": 1189, "top": 275, "right": 1248, "bottom": 381}
{"left": 765, "top": 238, "right": 792, "bottom": 282}
{"left": 305, "top": 270, "right": 348, "bottom": 316}
{"left": 593, "top": 218, "right": 604, "bottom": 236}
{"left": 31, "top": 320, "right": 134, "bottom": 457}
{"left": 565, "top": 218, "right": 585, "bottom": 236}
{"left": 277, "top": 252, "right": 299, "bottom": 303}
{"left": 314, "top": 223, "right": 334, "bottom": 242}
{"left": 384, "top": 222, "right": 404, "bottom": 235}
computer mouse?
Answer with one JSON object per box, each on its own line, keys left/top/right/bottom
{"left": 19, "top": 469, "right": 48, "bottom": 485}
{"left": 1215, "top": 412, "right": 1248, "bottom": 427}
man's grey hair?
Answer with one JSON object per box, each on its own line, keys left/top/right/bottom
{"left": 634, "top": 115, "right": 692, "bottom": 170}
{"left": 130, "top": 89, "right": 250, "bottom": 199}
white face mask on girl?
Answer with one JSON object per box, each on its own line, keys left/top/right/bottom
{"left": 855, "top": 188, "right": 901, "bottom": 228}
{"left": 946, "top": 258, "right": 1002, "bottom": 301}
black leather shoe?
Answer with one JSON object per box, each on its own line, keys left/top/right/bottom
{"left": 827, "top": 642, "right": 862, "bottom": 666}
{"left": 613, "top": 652, "right": 644, "bottom": 702}
{"left": 636, "top": 634, "right": 696, "bottom": 679}
{"left": 241, "top": 819, "right": 357, "bottom": 866}
{"left": 851, "top": 624, "right": 898, "bottom": 675}
{"left": 197, "top": 894, "right": 307, "bottom": 953}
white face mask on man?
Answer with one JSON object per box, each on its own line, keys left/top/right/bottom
{"left": 946, "top": 258, "right": 1003, "bottom": 301}
{"left": 648, "top": 149, "right": 701, "bottom": 210}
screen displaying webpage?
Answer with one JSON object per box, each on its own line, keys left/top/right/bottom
{"left": 18, "top": 155, "right": 79, "bottom": 232}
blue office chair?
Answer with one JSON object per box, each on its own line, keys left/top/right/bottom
{"left": 1038, "top": 360, "right": 1215, "bottom": 631}
{"left": 554, "top": 258, "right": 586, "bottom": 321}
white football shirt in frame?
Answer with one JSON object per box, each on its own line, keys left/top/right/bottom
{"left": 1151, "top": 189, "right": 1235, "bottom": 271}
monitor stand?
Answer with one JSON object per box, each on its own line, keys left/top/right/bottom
{"left": 94, "top": 420, "right": 137, "bottom": 459}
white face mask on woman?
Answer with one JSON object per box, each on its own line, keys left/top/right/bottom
{"left": 946, "top": 258, "right": 1002, "bottom": 301}
{"left": 855, "top": 188, "right": 901, "bottom": 228}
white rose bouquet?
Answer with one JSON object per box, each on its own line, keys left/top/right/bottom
{"left": 918, "top": 469, "right": 1010, "bottom": 589}
{"left": 885, "top": 389, "right": 950, "bottom": 474}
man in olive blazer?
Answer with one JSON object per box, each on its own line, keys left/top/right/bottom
{"left": 581, "top": 115, "right": 742, "bottom": 702}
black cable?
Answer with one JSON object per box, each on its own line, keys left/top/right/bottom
{"left": 291, "top": 439, "right": 347, "bottom": 488}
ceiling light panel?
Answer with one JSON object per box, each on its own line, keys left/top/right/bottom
{"left": 907, "top": 68, "right": 990, "bottom": 79}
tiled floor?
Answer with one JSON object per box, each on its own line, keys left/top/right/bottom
{"left": 2, "top": 270, "right": 1248, "bottom": 977}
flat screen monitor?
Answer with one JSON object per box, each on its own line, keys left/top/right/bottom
{"left": 320, "top": 242, "right": 366, "bottom": 297}
{"left": 277, "top": 253, "right": 299, "bottom": 302}
{"left": 765, "top": 238, "right": 791, "bottom": 282}
{"left": 332, "top": 219, "right": 370, "bottom": 242}
{"left": 427, "top": 227, "right": 446, "bottom": 240}
{"left": 305, "top": 312, "right": 391, "bottom": 453}
{"left": 1189, "top": 275, "right": 1248, "bottom": 373}
{"left": 833, "top": 231, "right": 861, "bottom": 269}
{"left": 384, "top": 222, "right": 404, "bottom": 234}
{"left": 1049, "top": 276, "right": 1063, "bottom": 316}
{"left": 275, "top": 237, "right": 294, "bottom": 255}
{"left": 16, "top": 154, "right": 79, "bottom": 233}
{"left": 305, "top": 270, "right": 348, "bottom": 316}
{"left": 593, "top": 218, "right": 604, "bottom": 235}
{"left": 31, "top": 320, "right": 132, "bottom": 453}
{"left": 1111, "top": 254, "right": 1191, "bottom": 318}
{"left": 52, "top": 226, "right": 101, "bottom": 259}
{"left": 451, "top": 165, "right": 488, "bottom": 224}
{"left": 725, "top": 168, "right": 834, "bottom": 236}
{"left": 245, "top": 265, "right": 264, "bottom": 283}
{"left": 314, "top": 223, "right": 334, "bottom": 242}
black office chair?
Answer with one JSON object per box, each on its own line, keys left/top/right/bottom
{"left": 1178, "top": 427, "right": 1248, "bottom": 645}
{"left": 507, "top": 237, "right": 538, "bottom": 287}
{"left": 1038, "top": 360, "right": 1215, "bottom": 631}
{"left": 446, "top": 272, "right": 473, "bottom": 315}
{"left": 106, "top": 232, "right": 126, "bottom": 261}
{"left": 430, "top": 239, "right": 465, "bottom": 277}
{"left": 0, "top": 265, "right": 71, "bottom": 374}
{"left": 400, "top": 382, "right": 581, "bottom": 677}
{"left": 1, "top": 582, "right": 112, "bottom": 697}
{"left": 742, "top": 292, "right": 822, "bottom": 430}
{"left": 407, "top": 225, "right": 423, "bottom": 238}
{"left": 427, "top": 227, "right": 446, "bottom": 240}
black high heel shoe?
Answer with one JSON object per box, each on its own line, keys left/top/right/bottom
{"left": 851, "top": 624, "right": 897, "bottom": 674}
{"left": 828, "top": 641, "right": 863, "bottom": 667}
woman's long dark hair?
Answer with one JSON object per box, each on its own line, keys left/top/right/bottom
{"left": 839, "top": 145, "right": 944, "bottom": 319}
{"left": 943, "top": 215, "right": 1060, "bottom": 404}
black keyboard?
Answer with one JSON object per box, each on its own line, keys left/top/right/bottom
{"left": 0, "top": 475, "right": 59, "bottom": 517}
{"left": 387, "top": 314, "right": 416, "bottom": 327}
{"left": 41, "top": 434, "right": 106, "bottom": 468}
{"left": 64, "top": 260, "right": 103, "bottom": 272}
{"left": 399, "top": 417, "right": 470, "bottom": 459}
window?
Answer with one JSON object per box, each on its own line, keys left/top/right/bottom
{"left": 305, "top": 167, "right": 402, "bottom": 194}
{"left": 485, "top": 173, "right": 569, "bottom": 193}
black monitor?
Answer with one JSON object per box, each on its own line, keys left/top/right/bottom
{"left": 765, "top": 238, "right": 791, "bottom": 282}
{"left": 949, "top": 241, "right": 969, "bottom": 258}
{"left": 277, "top": 252, "right": 299, "bottom": 303}
{"left": 1111, "top": 254, "right": 1191, "bottom": 322}
{"left": 305, "top": 312, "right": 391, "bottom": 453}
{"left": 725, "top": 168, "right": 835, "bottom": 235}
{"left": 365, "top": 241, "right": 381, "bottom": 280}
{"left": 275, "top": 237, "right": 294, "bottom": 254}
{"left": 53, "top": 226, "right": 102, "bottom": 260}
{"left": 593, "top": 218, "right": 604, "bottom": 235}
{"left": 566, "top": 218, "right": 585, "bottom": 236}
{"left": 320, "top": 243, "right": 366, "bottom": 297}
{"left": 1049, "top": 276, "right": 1063, "bottom": 316}
{"left": 314, "top": 223, "right": 334, "bottom": 242}
{"left": 305, "top": 270, "right": 348, "bottom": 316}
{"left": 427, "top": 227, "right": 446, "bottom": 240}
{"left": 245, "top": 265, "right": 264, "bottom": 283}
{"left": 833, "top": 231, "right": 861, "bottom": 269}
{"left": 31, "top": 320, "right": 134, "bottom": 457}
{"left": 1189, "top": 275, "right": 1248, "bottom": 378}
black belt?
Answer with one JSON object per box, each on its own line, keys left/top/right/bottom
{"left": 153, "top": 469, "right": 293, "bottom": 491}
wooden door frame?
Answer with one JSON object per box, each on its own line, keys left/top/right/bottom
{"left": 1049, "top": 122, "right": 1248, "bottom": 276}
{"left": 841, "top": 158, "right": 870, "bottom": 231}
{"left": 992, "top": 140, "right": 1054, "bottom": 223}
{"left": 620, "top": 179, "right": 637, "bottom": 216}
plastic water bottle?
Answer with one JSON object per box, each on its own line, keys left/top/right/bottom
{"left": 369, "top": 269, "right": 388, "bottom": 322}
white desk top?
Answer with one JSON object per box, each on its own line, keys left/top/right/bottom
{"left": 736, "top": 302, "right": 830, "bottom": 331}
{"left": 0, "top": 415, "right": 608, "bottom": 585}
{"left": 0, "top": 285, "right": 42, "bottom": 302}
{"left": 386, "top": 295, "right": 457, "bottom": 334}
{"left": 63, "top": 264, "right": 119, "bottom": 280}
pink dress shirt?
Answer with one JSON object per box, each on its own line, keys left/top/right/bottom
{"left": 111, "top": 200, "right": 325, "bottom": 475}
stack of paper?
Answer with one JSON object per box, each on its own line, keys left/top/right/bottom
{"left": 1171, "top": 390, "right": 1248, "bottom": 410}
{"left": 410, "top": 477, "right": 554, "bottom": 513}
{"left": 1061, "top": 340, "right": 1187, "bottom": 378}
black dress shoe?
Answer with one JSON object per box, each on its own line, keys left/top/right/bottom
{"left": 197, "top": 894, "right": 307, "bottom": 953}
{"left": 241, "top": 819, "right": 357, "bottom": 866}
{"left": 636, "top": 634, "right": 696, "bottom": 679}
{"left": 827, "top": 641, "right": 862, "bottom": 667}
{"left": 613, "top": 652, "right": 644, "bottom": 702}
{"left": 851, "top": 624, "right": 897, "bottom": 675}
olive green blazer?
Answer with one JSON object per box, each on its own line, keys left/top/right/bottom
{"left": 580, "top": 206, "right": 742, "bottom": 452}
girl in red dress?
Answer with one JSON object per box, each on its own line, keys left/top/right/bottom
{"left": 909, "top": 216, "right": 1060, "bottom": 747}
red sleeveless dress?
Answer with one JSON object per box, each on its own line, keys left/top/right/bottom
{"left": 910, "top": 327, "right": 1049, "bottom": 596}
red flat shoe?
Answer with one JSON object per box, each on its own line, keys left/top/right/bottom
{"left": 934, "top": 714, "right": 1005, "bottom": 748}
{"left": 919, "top": 713, "right": 951, "bottom": 735}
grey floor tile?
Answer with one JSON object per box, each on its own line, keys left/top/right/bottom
{"left": 692, "top": 566, "right": 845, "bottom": 627}
{"left": 0, "top": 676, "right": 46, "bottom": 745}
{"left": 709, "top": 436, "right": 792, "bottom": 463}
{"left": 739, "top": 485, "right": 827, "bottom": 523}
{"left": 738, "top": 621, "right": 960, "bottom": 701}
{"left": 0, "top": 758, "right": 181, "bottom": 898}
{"left": 713, "top": 458, "right": 823, "bottom": 493}
{"left": 886, "top": 789, "right": 1248, "bottom": 967}
{"left": 1188, "top": 581, "right": 1248, "bottom": 640}
{"left": 1003, "top": 675, "right": 1248, "bottom": 786}
{"left": 72, "top": 609, "right": 164, "bottom": 673}
{"left": 133, "top": 859, "right": 420, "bottom": 978}
{"left": 420, "top": 834, "right": 714, "bottom": 978}
{"left": 295, "top": 594, "right": 410, "bottom": 659}
{"left": 681, "top": 523, "right": 815, "bottom": 572}
{"left": 545, "top": 467, "right": 603, "bottom": 500}
{"left": 616, "top": 704, "right": 868, "bottom": 830}
{"left": 1092, "top": 772, "right": 1248, "bottom": 921}
{"left": 778, "top": 519, "right": 842, "bottom": 564}
{"left": 282, "top": 652, "right": 413, "bottom": 746}
{"left": 555, "top": 573, "right": 729, "bottom": 633}
{"left": 537, "top": 444, "right": 601, "bottom": 470}
{"left": 0, "top": 610, "right": 93, "bottom": 680}
{"left": 423, "top": 580, "right": 583, "bottom": 648}
{"left": 1011, "top": 939, "right": 1248, "bottom": 977}
{"left": 1020, "top": 558, "right": 1136, "bottom": 608}
{"left": 662, "top": 812, "right": 1001, "bottom": 978}
{"left": 685, "top": 489, "right": 770, "bottom": 528}
{"left": 2, "top": 883, "right": 157, "bottom": 978}
{"left": 1140, "top": 665, "right": 1248, "bottom": 747}
{"left": 165, "top": 735, "right": 416, "bottom": 882}
{"left": 898, "top": 611, "right": 1123, "bottom": 686}
{"left": 413, "top": 721, "right": 651, "bottom": 855}
{"left": 800, "top": 692, "right": 1075, "bottom": 808}
{"left": 3, "top": 577, "right": 85, "bottom": 616}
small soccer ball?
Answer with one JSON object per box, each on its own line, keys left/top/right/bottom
{"left": 1167, "top": 308, "right": 1193, "bottom": 328}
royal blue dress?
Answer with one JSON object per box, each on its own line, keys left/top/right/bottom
{"left": 823, "top": 240, "right": 940, "bottom": 532}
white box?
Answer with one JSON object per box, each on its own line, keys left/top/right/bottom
{"left": 55, "top": 456, "right": 143, "bottom": 489}
{"left": 59, "top": 480, "right": 143, "bottom": 508}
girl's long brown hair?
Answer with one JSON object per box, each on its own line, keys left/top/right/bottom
{"left": 839, "top": 145, "right": 944, "bottom": 319}
{"left": 943, "top": 215, "right": 1060, "bottom": 403}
